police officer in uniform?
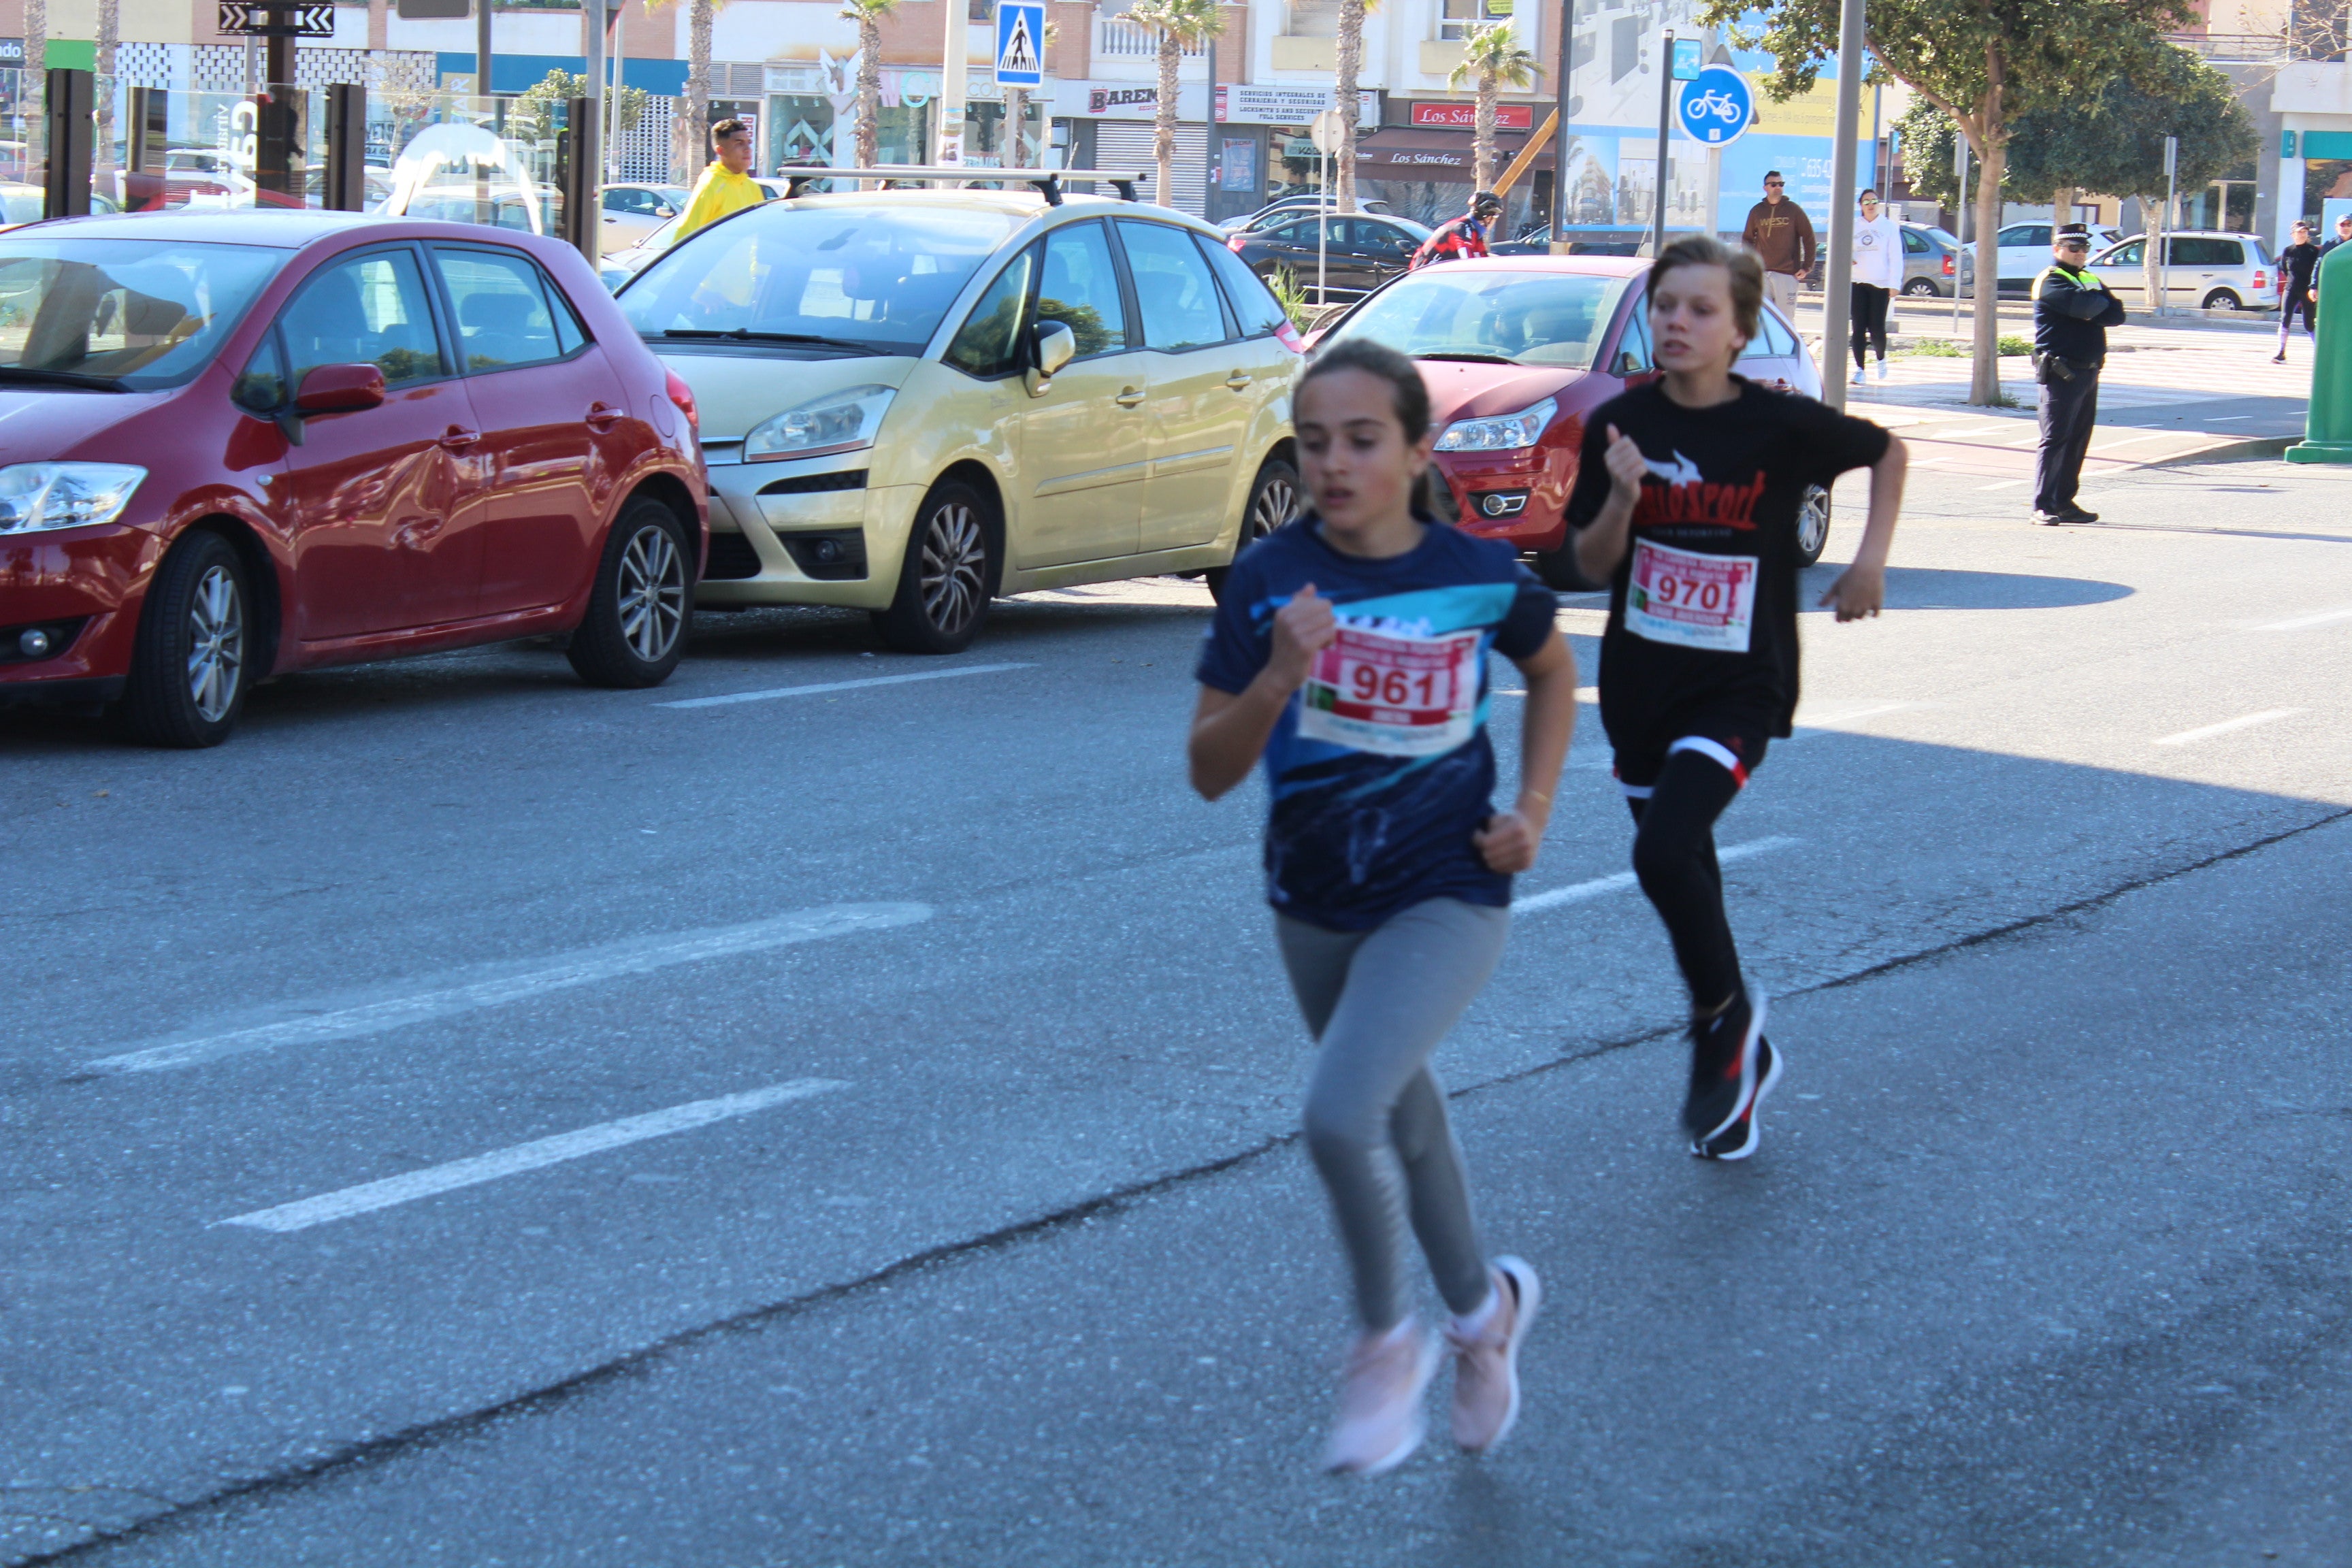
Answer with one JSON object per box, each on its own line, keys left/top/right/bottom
{"left": 2030, "top": 225, "right": 2125, "bottom": 525}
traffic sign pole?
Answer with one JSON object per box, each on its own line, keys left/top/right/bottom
{"left": 1650, "top": 29, "right": 1673, "bottom": 259}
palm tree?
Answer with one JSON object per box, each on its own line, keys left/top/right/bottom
{"left": 1333, "top": 0, "right": 1372, "bottom": 211}
{"left": 1446, "top": 23, "right": 1539, "bottom": 193}
{"left": 1123, "top": 0, "right": 1222, "bottom": 206}
{"left": 95, "top": 0, "right": 116, "bottom": 178}
{"left": 21, "top": 0, "right": 44, "bottom": 143}
{"left": 1002, "top": 18, "right": 1057, "bottom": 167}
{"left": 646, "top": 0, "right": 724, "bottom": 183}
{"left": 838, "top": 0, "right": 898, "bottom": 169}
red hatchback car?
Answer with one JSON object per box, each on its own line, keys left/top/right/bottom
{"left": 1307, "top": 256, "right": 1827, "bottom": 587}
{"left": 0, "top": 210, "right": 706, "bottom": 746}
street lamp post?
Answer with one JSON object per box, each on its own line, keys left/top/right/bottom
{"left": 1548, "top": 0, "right": 1573, "bottom": 250}
{"left": 1820, "top": 0, "right": 1863, "bottom": 410}
{"left": 1649, "top": 27, "right": 1672, "bottom": 259}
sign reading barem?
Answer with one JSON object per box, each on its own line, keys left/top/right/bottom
{"left": 1410, "top": 102, "right": 1532, "bottom": 130}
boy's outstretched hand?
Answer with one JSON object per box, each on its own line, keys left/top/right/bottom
{"left": 1820, "top": 561, "right": 1885, "bottom": 622}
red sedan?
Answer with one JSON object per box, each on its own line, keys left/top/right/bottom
{"left": 1307, "top": 256, "right": 1826, "bottom": 587}
{"left": 0, "top": 210, "right": 706, "bottom": 746}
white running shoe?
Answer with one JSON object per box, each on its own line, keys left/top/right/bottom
{"left": 1447, "top": 1257, "right": 1542, "bottom": 1454}
{"left": 1323, "top": 1318, "right": 1439, "bottom": 1476}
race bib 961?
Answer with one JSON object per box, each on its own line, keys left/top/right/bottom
{"left": 1625, "top": 538, "right": 1759, "bottom": 653}
{"left": 1297, "top": 623, "right": 1482, "bottom": 757}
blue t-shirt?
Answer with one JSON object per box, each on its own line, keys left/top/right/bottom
{"left": 1195, "top": 515, "right": 1558, "bottom": 932}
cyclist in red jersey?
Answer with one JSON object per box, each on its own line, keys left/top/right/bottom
{"left": 1411, "top": 192, "right": 1504, "bottom": 270}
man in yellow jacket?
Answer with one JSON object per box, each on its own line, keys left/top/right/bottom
{"left": 672, "top": 117, "right": 765, "bottom": 243}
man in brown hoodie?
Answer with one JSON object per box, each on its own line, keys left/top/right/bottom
{"left": 1741, "top": 172, "right": 1816, "bottom": 319}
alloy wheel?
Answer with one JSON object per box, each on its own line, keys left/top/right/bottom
{"left": 919, "top": 501, "right": 986, "bottom": 636}
{"left": 1797, "top": 485, "right": 1831, "bottom": 561}
{"left": 185, "top": 563, "right": 244, "bottom": 723}
{"left": 617, "top": 523, "right": 687, "bottom": 663}
{"left": 1248, "top": 473, "right": 1297, "bottom": 546}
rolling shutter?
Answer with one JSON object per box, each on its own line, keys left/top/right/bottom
{"left": 1092, "top": 122, "right": 1207, "bottom": 216}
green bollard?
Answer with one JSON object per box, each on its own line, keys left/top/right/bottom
{"left": 2288, "top": 239, "right": 2352, "bottom": 464}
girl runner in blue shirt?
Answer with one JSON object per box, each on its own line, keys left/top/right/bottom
{"left": 1190, "top": 338, "right": 1578, "bottom": 1475}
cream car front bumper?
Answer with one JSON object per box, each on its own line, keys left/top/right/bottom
{"left": 696, "top": 456, "right": 926, "bottom": 612}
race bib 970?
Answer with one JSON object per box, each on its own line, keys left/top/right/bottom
{"left": 1625, "top": 538, "right": 1759, "bottom": 653}
{"left": 1297, "top": 623, "right": 1482, "bottom": 757}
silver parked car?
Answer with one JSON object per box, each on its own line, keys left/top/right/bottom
{"left": 2086, "top": 231, "right": 2281, "bottom": 312}
{"left": 1898, "top": 222, "right": 1974, "bottom": 297}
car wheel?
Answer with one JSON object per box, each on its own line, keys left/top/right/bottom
{"left": 568, "top": 496, "right": 691, "bottom": 687}
{"left": 122, "top": 530, "right": 250, "bottom": 748}
{"left": 875, "top": 480, "right": 993, "bottom": 654}
{"left": 1205, "top": 457, "right": 1299, "bottom": 604}
{"left": 1903, "top": 277, "right": 1939, "bottom": 297}
{"left": 2202, "top": 289, "right": 2242, "bottom": 312}
{"left": 1795, "top": 484, "right": 1833, "bottom": 567}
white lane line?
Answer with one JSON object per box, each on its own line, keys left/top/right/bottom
{"left": 2153, "top": 708, "right": 2304, "bottom": 747}
{"left": 216, "top": 1080, "right": 847, "bottom": 1233}
{"left": 2091, "top": 431, "right": 2172, "bottom": 452}
{"left": 84, "top": 904, "right": 930, "bottom": 1076}
{"left": 1783, "top": 701, "right": 1915, "bottom": 738}
{"left": 1975, "top": 479, "right": 2029, "bottom": 491}
{"left": 1513, "top": 836, "right": 1799, "bottom": 915}
{"left": 659, "top": 663, "right": 1032, "bottom": 710}
{"left": 2259, "top": 605, "right": 2352, "bottom": 632}
{"left": 1489, "top": 686, "right": 1600, "bottom": 700}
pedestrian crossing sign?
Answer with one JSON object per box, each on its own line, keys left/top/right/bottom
{"left": 996, "top": 2, "right": 1045, "bottom": 87}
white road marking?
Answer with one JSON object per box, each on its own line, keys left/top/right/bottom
{"left": 2153, "top": 708, "right": 2304, "bottom": 747}
{"left": 2259, "top": 604, "right": 2352, "bottom": 632}
{"left": 84, "top": 904, "right": 932, "bottom": 1076}
{"left": 1489, "top": 686, "right": 1600, "bottom": 700}
{"left": 2091, "top": 431, "right": 2171, "bottom": 452}
{"left": 1975, "top": 479, "right": 2029, "bottom": 491}
{"left": 216, "top": 1080, "right": 847, "bottom": 1232}
{"left": 1785, "top": 701, "right": 1914, "bottom": 738}
{"left": 1512, "top": 836, "right": 1799, "bottom": 914}
{"left": 660, "top": 663, "right": 1032, "bottom": 710}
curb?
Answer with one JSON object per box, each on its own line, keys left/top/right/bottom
{"left": 2144, "top": 435, "right": 2298, "bottom": 467}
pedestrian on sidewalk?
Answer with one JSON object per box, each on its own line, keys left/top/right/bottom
{"left": 1188, "top": 338, "right": 1577, "bottom": 1477}
{"left": 1565, "top": 236, "right": 1906, "bottom": 1161}
{"left": 2029, "top": 225, "right": 2123, "bottom": 525}
{"left": 1848, "top": 189, "right": 1902, "bottom": 379}
{"left": 2276, "top": 220, "right": 2321, "bottom": 363}
{"left": 672, "top": 118, "right": 767, "bottom": 245}
{"left": 1741, "top": 172, "right": 1815, "bottom": 321}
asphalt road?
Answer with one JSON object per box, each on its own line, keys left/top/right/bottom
{"left": 5, "top": 453, "right": 2349, "bottom": 1565}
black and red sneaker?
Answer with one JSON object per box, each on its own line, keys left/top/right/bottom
{"left": 1693, "top": 1037, "right": 1782, "bottom": 1161}
{"left": 1683, "top": 987, "right": 1767, "bottom": 1144}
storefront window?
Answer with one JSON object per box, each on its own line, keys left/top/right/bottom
{"left": 770, "top": 94, "right": 837, "bottom": 169}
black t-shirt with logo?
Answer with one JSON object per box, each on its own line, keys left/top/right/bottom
{"left": 1564, "top": 378, "right": 1889, "bottom": 741}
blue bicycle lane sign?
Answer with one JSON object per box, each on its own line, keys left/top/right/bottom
{"left": 1676, "top": 64, "right": 1753, "bottom": 148}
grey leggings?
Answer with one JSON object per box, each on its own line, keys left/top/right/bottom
{"left": 1277, "top": 898, "right": 1511, "bottom": 1332}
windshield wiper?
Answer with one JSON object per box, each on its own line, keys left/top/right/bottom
{"left": 1416, "top": 351, "right": 1518, "bottom": 364}
{"left": 659, "top": 328, "right": 876, "bottom": 353}
{"left": 0, "top": 365, "right": 128, "bottom": 390}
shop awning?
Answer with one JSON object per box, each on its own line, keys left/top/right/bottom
{"left": 1350, "top": 127, "right": 1554, "bottom": 181}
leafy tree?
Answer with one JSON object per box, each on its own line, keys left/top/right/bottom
{"left": 1448, "top": 23, "right": 1543, "bottom": 193}
{"left": 1124, "top": 0, "right": 1225, "bottom": 206}
{"left": 1708, "top": 0, "right": 2195, "bottom": 403}
{"left": 837, "top": 0, "right": 900, "bottom": 169}
{"left": 512, "top": 68, "right": 651, "bottom": 152}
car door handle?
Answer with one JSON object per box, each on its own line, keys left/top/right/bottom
{"left": 585, "top": 404, "right": 623, "bottom": 429}
{"left": 440, "top": 427, "right": 482, "bottom": 449}
{"left": 1114, "top": 388, "right": 1146, "bottom": 408}
{"left": 1224, "top": 372, "right": 1253, "bottom": 391}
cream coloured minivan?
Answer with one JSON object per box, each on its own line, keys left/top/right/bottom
{"left": 618, "top": 186, "right": 1303, "bottom": 652}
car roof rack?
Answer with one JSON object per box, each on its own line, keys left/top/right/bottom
{"left": 777, "top": 166, "right": 1147, "bottom": 206}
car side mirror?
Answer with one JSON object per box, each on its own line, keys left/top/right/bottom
{"left": 655, "top": 205, "right": 675, "bottom": 218}
{"left": 1026, "top": 319, "right": 1076, "bottom": 396}
{"left": 295, "top": 363, "right": 387, "bottom": 415}
{"left": 1613, "top": 349, "right": 1647, "bottom": 376}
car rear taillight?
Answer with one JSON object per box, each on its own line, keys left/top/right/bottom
{"left": 1942, "top": 255, "right": 1954, "bottom": 276}
{"left": 1227, "top": 233, "right": 1247, "bottom": 253}
{"left": 1275, "top": 322, "right": 1305, "bottom": 353}
{"left": 2253, "top": 269, "right": 2268, "bottom": 290}
{"left": 664, "top": 368, "right": 699, "bottom": 432}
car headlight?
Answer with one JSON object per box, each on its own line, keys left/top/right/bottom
{"left": 0, "top": 463, "right": 147, "bottom": 535}
{"left": 1433, "top": 396, "right": 1557, "bottom": 453}
{"left": 743, "top": 385, "right": 896, "bottom": 461}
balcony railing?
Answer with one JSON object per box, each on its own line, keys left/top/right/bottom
{"left": 1096, "top": 17, "right": 1208, "bottom": 57}
{"left": 2168, "top": 29, "right": 2289, "bottom": 61}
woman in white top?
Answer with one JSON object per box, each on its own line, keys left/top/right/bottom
{"left": 1849, "top": 189, "right": 1904, "bottom": 378}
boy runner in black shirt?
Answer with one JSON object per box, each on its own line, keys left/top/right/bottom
{"left": 1565, "top": 235, "right": 1908, "bottom": 1160}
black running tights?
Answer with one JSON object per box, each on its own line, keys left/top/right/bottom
{"left": 1626, "top": 749, "right": 1746, "bottom": 1011}
{"left": 1850, "top": 283, "right": 1891, "bottom": 368}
